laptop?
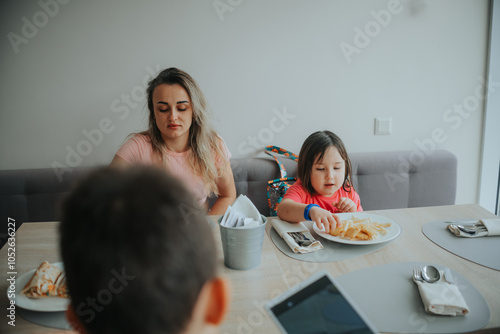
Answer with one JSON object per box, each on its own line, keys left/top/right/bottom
{"left": 265, "top": 270, "right": 379, "bottom": 334}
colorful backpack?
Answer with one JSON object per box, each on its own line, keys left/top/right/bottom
{"left": 265, "top": 146, "right": 299, "bottom": 216}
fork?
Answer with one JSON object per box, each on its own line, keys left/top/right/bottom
{"left": 294, "top": 232, "right": 313, "bottom": 246}
{"left": 413, "top": 265, "right": 423, "bottom": 282}
{"left": 456, "top": 224, "right": 487, "bottom": 233}
{"left": 290, "top": 232, "right": 313, "bottom": 247}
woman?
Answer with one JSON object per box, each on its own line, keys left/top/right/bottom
{"left": 110, "top": 68, "right": 236, "bottom": 215}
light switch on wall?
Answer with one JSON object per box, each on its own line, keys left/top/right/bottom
{"left": 374, "top": 117, "right": 392, "bottom": 135}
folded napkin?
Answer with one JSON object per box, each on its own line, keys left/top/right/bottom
{"left": 271, "top": 219, "right": 323, "bottom": 254}
{"left": 414, "top": 270, "right": 469, "bottom": 316}
{"left": 220, "top": 195, "right": 262, "bottom": 228}
{"left": 446, "top": 219, "right": 500, "bottom": 238}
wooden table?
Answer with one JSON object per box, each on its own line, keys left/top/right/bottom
{"left": 1, "top": 204, "right": 499, "bottom": 334}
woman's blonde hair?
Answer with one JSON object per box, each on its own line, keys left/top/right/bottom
{"left": 142, "top": 68, "right": 226, "bottom": 195}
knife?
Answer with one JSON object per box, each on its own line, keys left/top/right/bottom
{"left": 444, "top": 268, "right": 455, "bottom": 284}
{"left": 443, "top": 220, "right": 479, "bottom": 225}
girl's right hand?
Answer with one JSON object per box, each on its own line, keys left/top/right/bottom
{"left": 309, "top": 206, "right": 340, "bottom": 234}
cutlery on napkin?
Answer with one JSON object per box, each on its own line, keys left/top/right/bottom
{"left": 413, "top": 268, "right": 469, "bottom": 316}
{"left": 271, "top": 219, "right": 323, "bottom": 254}
{"left": 220, "top": 195, "right": 262, "bottom": 228}
{"left": 446, "top": 219, "right": 500, "bottom": 238}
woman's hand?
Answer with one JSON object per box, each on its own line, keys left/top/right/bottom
{"left": 309, "top": 206, "right": 340, "bottom": 234}
{"left": 334, "top": 197, "right": 357, "bottom": 213}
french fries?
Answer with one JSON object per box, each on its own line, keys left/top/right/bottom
{"left": 329, "top": 216, "right": 391, "bottom": 241}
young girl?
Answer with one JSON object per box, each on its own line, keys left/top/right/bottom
{"left": 277, "top": 130, "right": 362, "bottom": 234}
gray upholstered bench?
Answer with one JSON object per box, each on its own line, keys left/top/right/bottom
{"left": 228, "top": 150, "right": 457, "bottom": 214}
{"left": 0, "top": 150, "right": 457, "bottom": 248}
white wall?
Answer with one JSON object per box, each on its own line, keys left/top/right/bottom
{"left": 0, "top": 0, "right": 490, "bottom": 205}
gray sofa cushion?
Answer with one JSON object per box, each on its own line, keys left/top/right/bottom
{"left": 228, "top": 150, "right": 457, "bottom": 214}
{"left": 349, "top": 150, "right": 457, "bottom": 210}
{"left": 0, "top": 167, "right": 93, "bottom": 222}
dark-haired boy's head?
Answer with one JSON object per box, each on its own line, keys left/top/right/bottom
{"left": 60, "top": 166, "right": 229, "bottom": 334}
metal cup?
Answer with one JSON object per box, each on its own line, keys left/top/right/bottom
{"left": 218, "top": 215, "right": 268, "bottom": 270}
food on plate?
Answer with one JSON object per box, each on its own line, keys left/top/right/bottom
{"left": 330, "top": 216, "right": 391, "bottom": 241}
{"left": 21, "top": 261, "right": 69, "bottom": 299}
{"left": 56, "top": 273, "right": 69, "bottom": 297}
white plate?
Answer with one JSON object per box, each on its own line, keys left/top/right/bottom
{"left": 312, "top": 212, "right": 401, "bottom": 245}
{"left": 8, "top": 262, "right": 70, "bottom": 312}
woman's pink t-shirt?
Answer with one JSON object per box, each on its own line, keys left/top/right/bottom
{"left": 115, "top": 134, "right": 231, "bottom": 206}
{"left": 283, "top": 180, "right": 363, "bottom": 213}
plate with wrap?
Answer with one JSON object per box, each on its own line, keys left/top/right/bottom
{"left": 8, "top": 261, "right": 70, "bottom": 312}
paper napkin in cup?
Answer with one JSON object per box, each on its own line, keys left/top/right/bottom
{"left": 220, "top": 195, "right": 262, "bottom": 228}
{"left": 271, "top": 219, "right": 323, "bottom": 254}
{"left": 231, "top": 194, "right": 261, "bottom": 221}
{"left": 414, "top": 271, "right": 469, "bottom": 316}
{"left": 446, "top": 219, "right": 500, "bottom": 238}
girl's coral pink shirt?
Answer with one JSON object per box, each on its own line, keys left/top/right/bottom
{"left": 283, "top": 180, "right": 363, "bottom": 213}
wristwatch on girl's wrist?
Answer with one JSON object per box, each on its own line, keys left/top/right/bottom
{"left": 304, "top": 204, "right": 320, "bottom": 221}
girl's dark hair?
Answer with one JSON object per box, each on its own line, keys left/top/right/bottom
{"left": 297, "top": 130, "right": 353, "bottom": 195}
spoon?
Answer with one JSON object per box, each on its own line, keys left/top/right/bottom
{"left": 421, "top": 265, "right": 441, "bottom": 283}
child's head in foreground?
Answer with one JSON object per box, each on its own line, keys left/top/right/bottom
{"left": 59, "top": 166, "right": 229, "bottom": 334}
{"left": 297, "top": 130, "right": 353, "bottom": 197}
